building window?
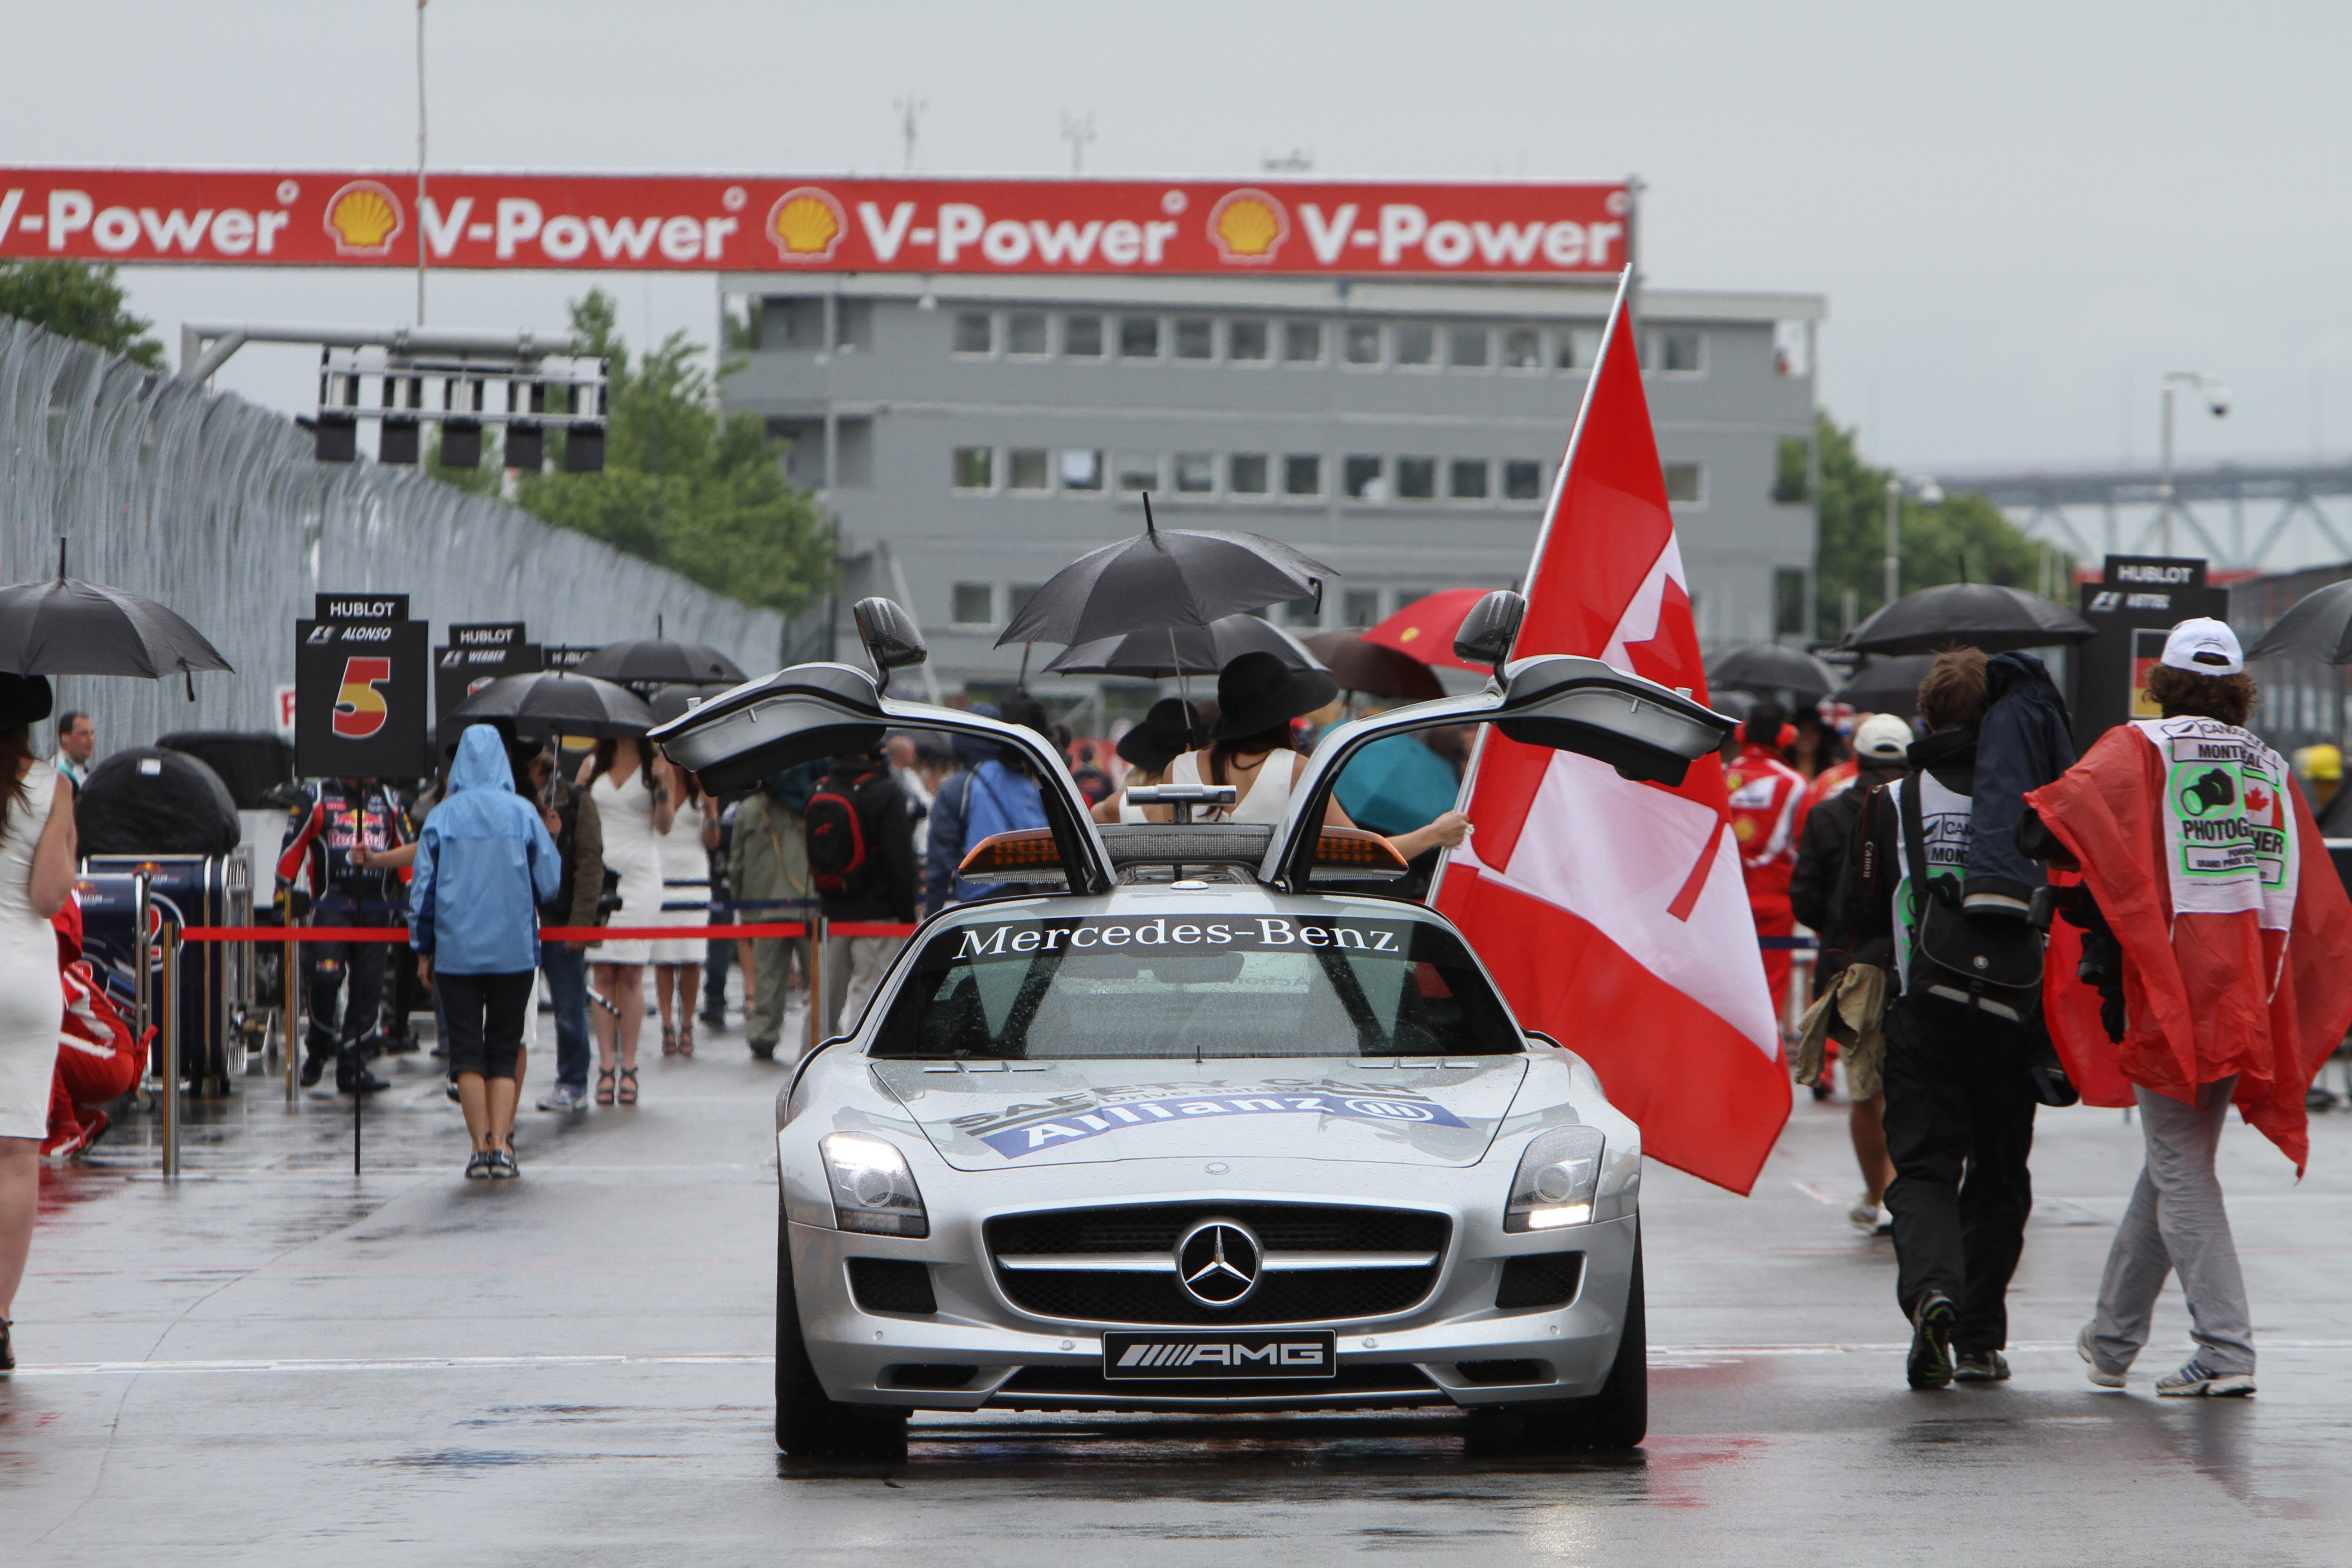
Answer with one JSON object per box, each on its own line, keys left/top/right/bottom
{"left": 1344, "top": 589, "right": 1384, "bottom": 629}
{"left": 1284, "top": 321, "right": 1323, "bottom": 363}
{"left": 951, "top": 583, "right": 995, "bottom": 626}
{"left": 1344, "top": 322, "right": 1382, "bottom": 366}
{"left": 1005, "top": 312, "right": 1048, "bottom": 357}
{"left": 1558, "top": 325, "right": 1602, "bottom": 372}
{"left": 1501, "top": 328, "right": 1543, "bottom": 371}
{"left": 1007, "top": 448, "right": 1050, "bottom": 491}
{"left": 1281, "top": 594, "right": 1322, "bottom": 628}
{"left": 1773, "top": 568, "right": 1808, "bottom": 638}
{"left": 1396, "top": 456, "right": 1436, "bottom": 500}
{"left": 1651, "top": 330, "right": 1706, "bottom": 375}
{"left": 1394, "top": 323, "right": 1437, "bottom": 368}
{"left": 951, "top": 446, "right": 994, "bottom": 490}
{"left": 1229, "top": 319, "right": 1269, "bottom": 362}
{"left": 1449, "top": 459, "right": 1490, "bottom": 500}
{"left": 1064, "top": 314, "right": 1104, "bottom": 358}
{"left": 1448, "top": 326, "right": 1490, "bottom": 369}
{"left": 1344, "top": 455, "right": 1387, "bottom": 501}
{"left": 1174, "top": 452, "right": 1215, "bottom": 493}
{"left": 1009, "top": 583, "right": 1045, "bottom": 622}
{"left": 1229, "top": 453, "right": 1269, "bottom": 495}
{"left": 1663, "top": 461, "right": 1706, "bottom": 505}
{"left": 1503, "top": 460, "right": 1544, "bottom": 501}
{"left": 1119, "top": 316, "right": 1160, "bottom": 359}
{"left": 1174, "top": 318, "right": 1213, "bottom": 361}
{"left": 1061, "top": 449, "right": 1104, "bottom": 491}
{"left": 1283, "top": 454, "right": 1323, "bottom": 496}
{"left": 952, "top": 312, "right": 993, "bottom": 356}
{"left": 1116, "top": 451, "right": 1161, "bottom": 493}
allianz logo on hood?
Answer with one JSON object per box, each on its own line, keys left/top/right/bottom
{"left": 946, "top": 1078, "right": 1470, "bottom": 1160}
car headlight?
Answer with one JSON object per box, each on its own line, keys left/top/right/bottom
{"left": 821, "top": 1133, "right": 929, "bottom": 1237}
{"left": 1506, "top": 1126, "right": 1605, "bottom": 1231}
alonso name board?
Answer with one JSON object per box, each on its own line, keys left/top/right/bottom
{"left": 0, "top": 170, "right": 1632, "bottom": 278}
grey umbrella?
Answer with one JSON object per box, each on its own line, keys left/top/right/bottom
{"left": 1844, "top": 583, "right": 2094, "bottom": 656}
{"left": 451, "top": 670, "right": 657, "bottom": 739}
{"left": 1300, "top": 632, "right": 1446, "bottom": 702}
{"left": 1709, "top": 644, "right": 1840, "bottom": 702}
{"left": 0, "top": 551, "right": 233, "bottom": 695}
{"left": 647, "top": 681, "right": 740, "bottom": 725}
{"left": 1836, "top": 654, "right": 1938, "bottom": 720}
{"left": 998, "top": 498, "right": 1334, "bottom": 648}
{"left": 1044, "top": 614, "right": 1324, "bottom": 679}
{"left": 2247, "top": 578, "right": 2352, "bottom": 664}
{"left": 573, "top": 638, "right": 747, "bottom": 686}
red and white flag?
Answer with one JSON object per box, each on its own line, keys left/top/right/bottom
{"left": 1434, "top": 270, "right": 1788, "bottom": 1194}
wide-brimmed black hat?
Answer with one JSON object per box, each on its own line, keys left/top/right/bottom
{"left": 1116, "top": 698, "right": 1204, "bottom": 772}
{"left": 1210, "top": 651, "right": 1338, "bottom": 740}
{"left": 0, "top": 672, "right": 54, "bottom": 729}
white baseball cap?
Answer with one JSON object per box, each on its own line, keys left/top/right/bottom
{"left": 1853, "top": 712, "right": 1914, "bottom": 764}
{"left": 2160, "top": 617, "right": 2244, "bottom": 676}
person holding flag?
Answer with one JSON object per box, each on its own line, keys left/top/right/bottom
{"left": 2027, "top": 618, "right": 2352, "bottom": 1396}
{"left": 1434, "top": 267, "right": 1788, "bottom": 1198}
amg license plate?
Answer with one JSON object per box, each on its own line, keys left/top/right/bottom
{"left": 1102, "top": 1330, "right": 1338, "bottom": 1379}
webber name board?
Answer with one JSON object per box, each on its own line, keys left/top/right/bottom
{"left": 297, "top": 597, "right": 429, "bottom": 779}
{"left": 2070, "top": 555, "right": 2231, "bottom": 755}
{"left": 436, "top": 622, "right": 542, "bottom": 725}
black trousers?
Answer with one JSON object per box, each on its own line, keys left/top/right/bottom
{"left": 1882, "top": 996, "right": 2038, "bottom": 1352}
{"left": 437, "top": 970, "right": 535, "bottom": 1081}
{"left": 304, "top": 900, "right": 391, "bottom": 1056}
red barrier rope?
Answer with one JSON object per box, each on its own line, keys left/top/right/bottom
{"left": 178, "top": 922, "right": 813, "bottom": 942}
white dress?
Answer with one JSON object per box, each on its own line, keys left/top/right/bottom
{"left": 590, "top": 768, "right": 667, "bottom": 967}
{"left": 650, "top": 795, "right": 708, "bottom": 965}
{"left": 0, "top": 760, "right": 64, "bottom": 1139}
{"left": 1167, "top": 748, "right": 1303, "bottom": 824}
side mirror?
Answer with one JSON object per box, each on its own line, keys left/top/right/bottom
{"left": 853, "top": 597, "right": 927, "bottom": 695}
{"left": 1453, "top": 589, "right": 1527, "bottom": 675}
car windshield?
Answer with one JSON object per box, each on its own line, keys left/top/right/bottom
{"left": 869, "top": 912, "right": 1518, "bottom": 1060}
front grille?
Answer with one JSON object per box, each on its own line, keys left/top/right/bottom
{"left": 997, "top": 1362, "right": 1442, "bottom": 1407}
{"left": 1494, "top": 1251, "right": 1584, "bottom": 1311}
{"left": 987, "top": 1203, "right": 1449, "bottom": 1326}
{"left": 848, "top": 1257, "right": 937, "bottom": 1315}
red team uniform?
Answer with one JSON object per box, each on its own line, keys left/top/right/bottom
{"left": 1724, "top": 738, "right": 1807, "bottom": 1018}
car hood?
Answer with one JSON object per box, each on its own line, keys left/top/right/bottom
{"left": 871, "top": 1057, "right": 1529, "bottom": 1171}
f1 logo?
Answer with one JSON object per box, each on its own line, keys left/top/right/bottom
{"left": 333, "top": 656, "right": 393, "bottom": 738}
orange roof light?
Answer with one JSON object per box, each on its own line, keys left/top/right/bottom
{"left": 1313, "top": 829, "right": 1409, "bottom": 877}
{"left": 959, "top": 829, "right": 1065, "bottom": 878}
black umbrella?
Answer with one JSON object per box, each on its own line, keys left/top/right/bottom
{"left": 998, "top": 499, "right": 1335, "bottom": 648}
{"left": 573, "top": 638, "right": 747, "bottom": 686}
{"left": 1044, "top": 613, "right": 1323, "bottom": 679}
{"left": 647, "top": 681, "right": 740, "bottom": 724}
{"left": 1301, "top": 632, "right": 1446, "bottom": 702}
{"left": 1844, "top": 583, "right": 2094, "bottom": 656}
{"left": 451, "top": 670, "right": 657, "bottom": 739}
{"left": 0, "top": 550, "right": 233, "bottom": 694}
{"left": 1836, "top": 654, "right": 1938, "bottom": 720}
{"left": 2248, "top": 578, "right": 2352, "bottom": 664}
{"left": 1708, "top": 644, "right": 1840, "bottom": 702}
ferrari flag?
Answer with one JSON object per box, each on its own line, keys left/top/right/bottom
{"left": 1435, "top": 269, "right": 1788, "bottom": 1193}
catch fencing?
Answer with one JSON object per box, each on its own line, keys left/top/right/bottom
{"left": 0, "top": 315, "right": 787, "bottom": 750}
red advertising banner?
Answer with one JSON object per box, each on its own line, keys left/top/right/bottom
{"left": 0, "top": 169, "right": 1632, "bottom": 277}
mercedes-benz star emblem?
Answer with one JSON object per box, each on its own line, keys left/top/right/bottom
{"left": 1175, "top": 1217, "right": 1263, "bottom": 1308}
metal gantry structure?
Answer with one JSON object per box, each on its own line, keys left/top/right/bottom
{"left": 1936, "top": 461, "right": 2352, "bottom": 575}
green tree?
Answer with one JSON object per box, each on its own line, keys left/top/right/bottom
{"left": 0, "top": 259, "right": 165, "bottom": 368}
{"left": 427, "top": 289, "right": 835, "bottom": 616}
{"left": 1808, "top": 413, "right": 2069, "bottom": 641}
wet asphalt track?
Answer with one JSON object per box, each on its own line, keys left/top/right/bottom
{"left": 7, "top": 1004, "right": 2352, "bottom": 1566}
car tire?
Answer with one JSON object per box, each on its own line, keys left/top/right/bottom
{"left": 776, "top": 1205, "right": 910, "bottom": 1457}
{"left": 1504, "top": 1229, "right": 1647, "bottom": 1452}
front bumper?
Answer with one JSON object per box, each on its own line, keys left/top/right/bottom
{"left": 789, "top": 1186, "right": 1637, "bottom": 1413}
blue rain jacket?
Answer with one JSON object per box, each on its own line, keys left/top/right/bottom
{"left": 409, "top": 727, "right": 561, "bottom": 974}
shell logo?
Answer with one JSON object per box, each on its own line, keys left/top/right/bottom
{"left": 766, "top": 186, "right": 848, "bottom": 264}
{"left": 1206, "top": 188, "right": 1290, "bottom": 265}
{"left": 323, "top": 181, "right": 405, "bottom": 257}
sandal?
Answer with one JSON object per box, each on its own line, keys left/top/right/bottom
{"left": 595, "top": 1068, "right": 616, "bottom": 1107}
{"left": 678, "top": 1024, "right": 694, "bottom": 1058}
{"left": 661, "top": 1025, "right": 679, "bottom": 1057}
{"left": 617, "top": 1066, "right": 639, "bottom": 1106}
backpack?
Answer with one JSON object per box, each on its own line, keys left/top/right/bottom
{"left": 1899, "top": 771, "right": 2043, "bottom": 1023}
{"left": 805, "top": 767, "right": 878, "bottom": 896}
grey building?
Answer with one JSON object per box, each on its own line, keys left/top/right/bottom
{"left": 720, "top": 270, "right": 1822, "bottom": 706}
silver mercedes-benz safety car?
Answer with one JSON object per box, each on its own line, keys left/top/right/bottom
{"left": 652, "top": 593, "right": 1731, "bottom": 1456}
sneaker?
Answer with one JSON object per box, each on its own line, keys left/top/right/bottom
{"left": 299, "top": 1049, "right": 333, "bottom": 1088}
{"left": 464, "top": 1150, "right": 495, "bottom": 1180}
{"left": 1848, "top": 1200, "right": 1883, "bottom": 1235}
{"left": 1907, "top": 1292, "right": 1957, "bottom": 1390}
{"left": 1954, "top": 1349, "right": 2011, "bottom": 1383}
{"left": 2077, "top": 1323, "right": 2126, "bottom": 1388}
{"left": 538, "top": 1083, "right": 588, "bottom": 1113}
{"left": 2156, "top": 1357, "right": 2254, "bottom": 1397}
{"left": 488, "top": 1149, "right": 520, "bottom": 1180}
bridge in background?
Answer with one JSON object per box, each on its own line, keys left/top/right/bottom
{"left": 1934, "top": 461, "right": 2352, "bottom": 574}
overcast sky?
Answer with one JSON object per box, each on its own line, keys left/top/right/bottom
{"left": 5, "top": 0, "right": 2346, "bottom": 475}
